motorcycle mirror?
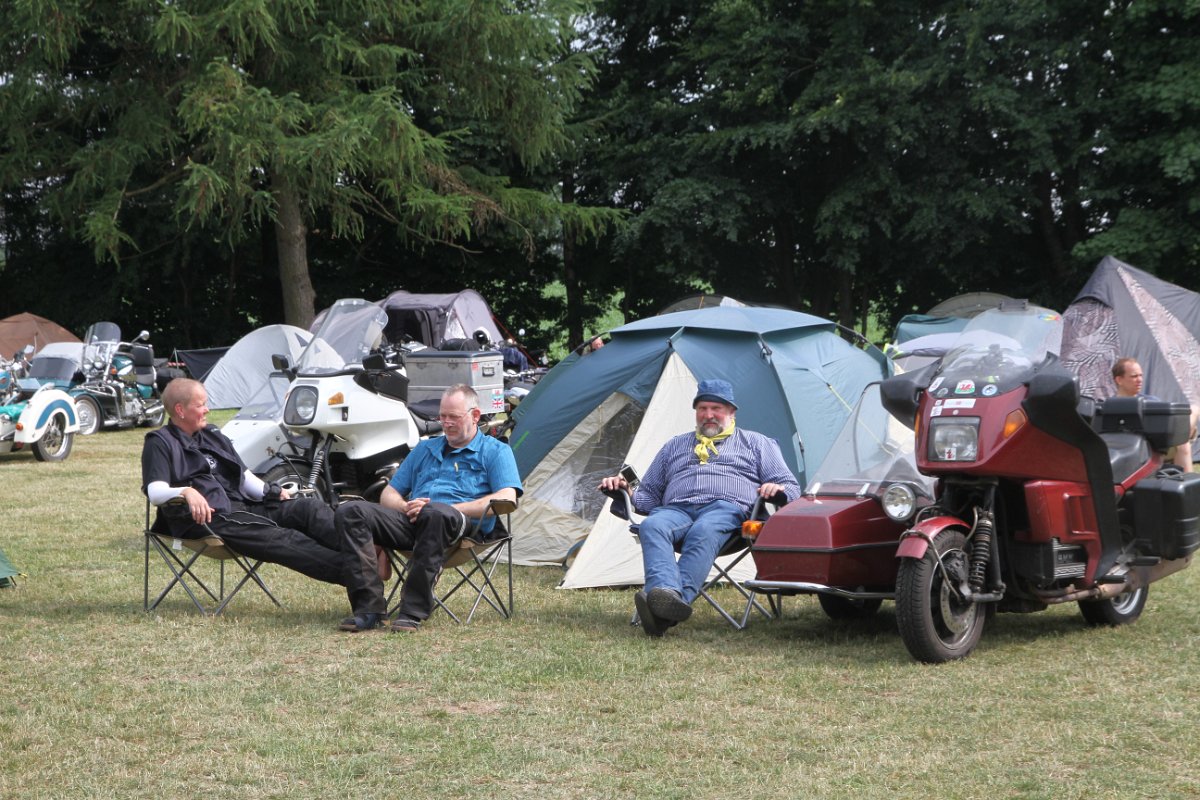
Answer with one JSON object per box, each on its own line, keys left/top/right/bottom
{"left": 136, "top": 330, "right": 150, "bottom": 341}
{"left": 23, "top": 344, "right": 34, "bottom": 356}
{"left": 271, "top": 353, "right": 292, "bottom": 372}
{"left": 362, "top": 353, "right": 387, "bottom": 371}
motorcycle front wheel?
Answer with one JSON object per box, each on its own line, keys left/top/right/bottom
{"left": 263, "top": 463, "right": 333, "bottom": 504}
{"left": 32, "top": 416, "right": 73, "bottom": 462}
{"left": 895, "top": 527, "right": 988, "bottom": 663}
{"left": 1078, "top": 585, "right": 1147, "bottom": 626}
{"left": 74, "top": 396, "right": 101, "bottom": 435}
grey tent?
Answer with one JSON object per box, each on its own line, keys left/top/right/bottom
{"left": 203, "top": 324, "right": 313, "bottom": 409}
{"left": 1061, "top": 256, "right": 1200, "bottom": 405}
{"left": 312, "top": 289, "right": 505, "bottom": 349}
{"left": 506, "top": 306, "right": 890, "bottom": 582}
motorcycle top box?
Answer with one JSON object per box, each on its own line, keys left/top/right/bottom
{"left": 405, "top": 350, "right": 504, "bottom": 414}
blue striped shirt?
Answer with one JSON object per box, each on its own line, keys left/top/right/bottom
{"left": 632, "top": 428, "right": 801, "bottom": 516}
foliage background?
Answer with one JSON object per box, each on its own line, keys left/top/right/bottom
{"left": 1, "top": 1, "right": 1197, "bottom": 355}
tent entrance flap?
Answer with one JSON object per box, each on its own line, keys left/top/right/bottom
{"left": 511, "top": 392, "right": 646, "bottom": 565}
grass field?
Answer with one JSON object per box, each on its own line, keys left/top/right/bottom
{"left": 2, "top": 424, "right": 1199, "bottom": 799}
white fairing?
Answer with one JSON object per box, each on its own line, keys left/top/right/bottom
{"left": 285, "top": 374, "right": 419, "bottom": 459}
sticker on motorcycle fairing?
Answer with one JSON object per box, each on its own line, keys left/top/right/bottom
{"left": 981, "top": 384, "right": 998, "bottom": 397}
{"left": 931, "top": 406, "right": 943, "bottom": 417}
{"left": 936, "top": 388, "right": 949, "bottom": 398}
{"left": 955, "top": 380, "right": 975, "bottom": 394}
{"left": 944, "top": 399, "right": 976, "bottom": 408}
{"left": 929, "top": 377, "right": 945, "bottom": 392}
{"left": 934, "top": 399, "right": 943, "bottom": 406}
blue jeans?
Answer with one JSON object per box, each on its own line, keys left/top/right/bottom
{"left": 638, "top": 500, "right": 746, "bottom": 603}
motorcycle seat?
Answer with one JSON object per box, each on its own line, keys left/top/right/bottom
{"left": 1100, "top": 431, "right": 1150, "bottom": 485}
{"left": 408, "top": 398, "right": 444, "bottom": 437}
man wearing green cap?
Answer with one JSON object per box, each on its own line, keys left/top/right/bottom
{"left": 599, "top": 379, "right": 800, "bottom": 636}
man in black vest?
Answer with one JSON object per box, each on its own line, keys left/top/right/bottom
{"left": 141, "top": 378, "right": 350, "bottom": 586}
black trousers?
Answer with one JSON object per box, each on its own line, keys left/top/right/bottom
{"left": 167, "top": 497, "right": 349, "bottom": 586}
{"left": 336, "top": 500, "right": 468, "bottom": 621}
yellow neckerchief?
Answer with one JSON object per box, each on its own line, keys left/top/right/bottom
{"left": 694, "top": 422, "right": 735, "bottom": 464}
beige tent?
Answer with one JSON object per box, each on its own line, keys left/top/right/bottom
{"left": 0, "top": 312, "right": 80, "bottom": 357}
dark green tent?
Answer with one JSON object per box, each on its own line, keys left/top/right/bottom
{"left": 0, "top": 546, "right": 20, "bottom": 588}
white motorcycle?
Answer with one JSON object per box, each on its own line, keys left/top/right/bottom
{"left": 224, "top": 298, "right": 504, "bottom": 504}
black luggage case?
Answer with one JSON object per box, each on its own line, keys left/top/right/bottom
{"left": 1130, "top": 470, "right": 1200, "bottom": 560}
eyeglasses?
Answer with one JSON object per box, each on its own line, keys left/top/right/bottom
{"left": 438, "top": 409, "right": 478, "bottom": 422}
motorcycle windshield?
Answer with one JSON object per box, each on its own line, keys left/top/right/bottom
{"left": 82, "top": 321, "right": 121, "bottom": 372}
{"left": 28, "top": 356, "right": 78, "bottom": 383}
{"left": 295, "top": 298, "right": 388, "bottom": 376}
{"left": 84, "top": 322, "right": 121, "bottom": 345}
{"left": 806, "top": 383, "right": 934, "bottom": 497}
{"left": 929, "top": 305, "right": 1063, "bottom": 398}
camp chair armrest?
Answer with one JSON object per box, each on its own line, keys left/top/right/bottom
{"left": 601, "top": 487, "right": 637, "bottom": 522}
{"left": 483, "top": 498, "right": 518, "bottom": 517}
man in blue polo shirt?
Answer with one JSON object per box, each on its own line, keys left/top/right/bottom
{"left": 600, "top": 379, "right": 800, "bottom": 637}
{"left": 336, "top": 384, "right": 522, "bottom": 633}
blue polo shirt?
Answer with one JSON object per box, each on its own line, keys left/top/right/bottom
{"left": 389, "top": 429, "right": 522, "bottom": 534}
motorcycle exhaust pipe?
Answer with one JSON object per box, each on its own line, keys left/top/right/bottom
{"left": 1036, "top": 581, "right": 1132, "bottom": 605}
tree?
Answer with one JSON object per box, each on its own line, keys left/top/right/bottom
{"left": 0, "top": 0, "right": 611, "bottom": 330}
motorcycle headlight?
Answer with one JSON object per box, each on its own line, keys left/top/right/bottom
{"left": 881, "top": 483, "right": 918, "bottom": 522}
{"left": 284, "top": 386, "right": 319, "bottom": 426}
{"left": 928, "top": 417, "right": 980, "bottom": 462}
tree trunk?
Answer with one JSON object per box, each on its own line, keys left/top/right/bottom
{"left": 561, "top": 168, "right": 583, "bottom": 350}
{"left": 272, "top": 175, "right": 316, "bottom": 328}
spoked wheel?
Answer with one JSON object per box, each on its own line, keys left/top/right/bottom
{"left": 1079, "top": 585, "right": 1147, "bottom": 626}
{"left": 32, "top": 415, "right": 73, "bottom": 462}
{"left": 895, "top": 528, "right": 988, "bottom": 663}
{"left": 74, "top": 396, "right": 101, "bottom": 435}
{"left": 818, "top": 594, "right": 884, "bottom": 620}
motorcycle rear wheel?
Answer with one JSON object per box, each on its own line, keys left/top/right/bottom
{"left": 1078, "top": 585, "right": 1147, "bottom": 626}
{"left": 32, "top": 416, "right": 73, "bottom": 462}
{"left": 818, "top": 594, "right": 883, "bottom": 620}
{"left": 74, "top": 396, "right": 101, "bottom": 435}
{"left": 895, "top": 528, "right": 988, "bottom": 663}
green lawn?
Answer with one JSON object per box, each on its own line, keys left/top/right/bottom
{"left": 2, "top": 426, "right": 1198, "bottom": 799}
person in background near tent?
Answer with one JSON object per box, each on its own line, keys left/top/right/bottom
{"left": 587, "top": 336, "right": 604, "bottom": 353}
{"left": 142, "top": 379, "right": 354, "bottom": 590}
{"left": 335, "top": 384, "right": 522, "bottom": 633}
{"left": 598, "top": 379, "right": 801, "bottom": 637}
{"left": 1112, "top": 357, "right": 1195, "bottom": 472}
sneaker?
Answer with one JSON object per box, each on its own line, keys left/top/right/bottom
{"left": 633, "top": 590, "right": 666, "bottom": 638}
{"left": 338, "top": 612, "right": 386, "bottom": 632}
{"left": 647, "top": 587, "right": 693, "bottom": 623}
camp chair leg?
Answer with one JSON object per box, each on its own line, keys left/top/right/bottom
{"left": 212, "top": 554, "right": 282, "bottom": 614}
{"left": 382, "top": 548, "right": 410, "bottom": 611}
{"left": 697, "top": 547, "right": 775, "bottom": 631}
{"left": 433, "top": 538, "right": 513, "bottom": 624}
{"left": 145, "top": 534, "right": 226, "bottom": 614}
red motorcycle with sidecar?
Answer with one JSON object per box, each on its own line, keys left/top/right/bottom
{"left": 749, "top": 302, "right": 1198, "bottom": 662}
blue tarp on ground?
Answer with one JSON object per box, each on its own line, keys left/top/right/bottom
{"left": 0, "top": 546, "right": 19, "bottom": 587}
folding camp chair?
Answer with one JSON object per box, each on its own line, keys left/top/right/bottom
{"left": 143, "top": 498, "right": 282, "bottom": 615}
{"left": 603, "top": 488, "right": 778, "bottom": 630}
{"left": 385, "top": 498, "right": 516, "bottom": 624}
